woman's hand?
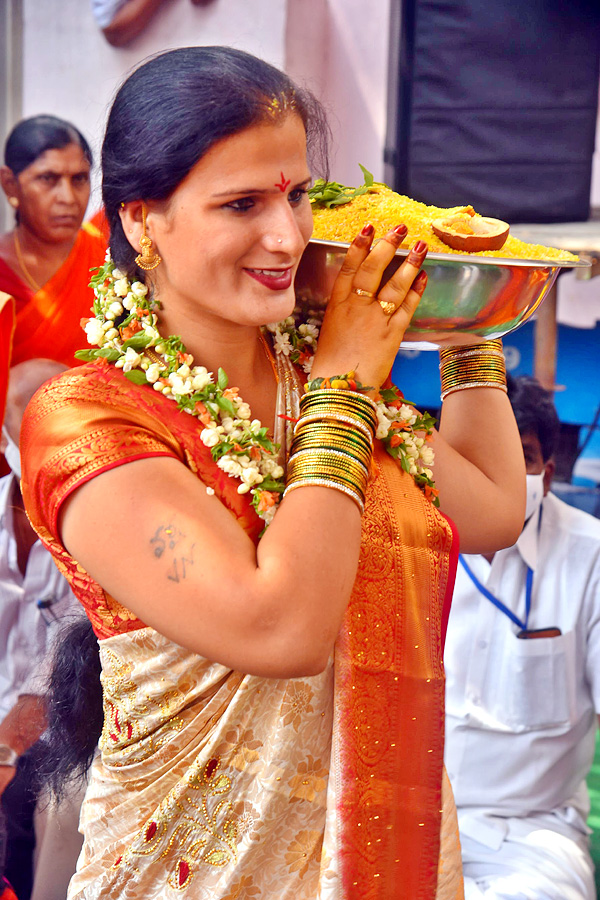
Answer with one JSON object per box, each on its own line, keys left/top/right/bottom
{"left": 311, "top": 225, "right": 428, "bottom": 392}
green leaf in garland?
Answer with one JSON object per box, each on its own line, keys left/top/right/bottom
{"left": 215, "top": 396, "right": 236, "bottom": 417}
{"left": 217, "top": 368, "right": 228, "bottom": 391}
{"left": 122, "top": 333, "right": 152, "bottom": 351}
{"left": 96, "top": 347, "right": 121, "bottom": 361}
{"left": 124, "top": 369, "right": 148, "bottom": 385}
{"left": 74, "top": 349, "right": 98, "bottom": 361}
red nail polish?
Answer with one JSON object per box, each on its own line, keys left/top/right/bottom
{"left": 413, "top": 240, "right": 428, "bottom": 254}
{"left": 394, "top": 224, "right": 408, "bottom": 236}
{"left": 361, "top": 223, "right": 374, "bottom": 236}
{"left": 414, "top": 270, "right": 428, "bottom": 288}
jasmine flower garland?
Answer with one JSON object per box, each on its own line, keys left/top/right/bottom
{"left": 77, "top": 255, "right": 438, "bottom": 526}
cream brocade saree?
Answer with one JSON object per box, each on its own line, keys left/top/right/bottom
{"left": 21, "top": 353, "right": 463, "bottom": 900}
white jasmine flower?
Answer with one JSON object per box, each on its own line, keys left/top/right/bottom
{"left": 217, "top": 457, "right": 243, "bottom": 477}
{"left": 191, "top": 370, "right": 211, "bottom": 391}
{"left": 153, "top": 381, "right": 164, "bottom": 392}
{"left": 169, "top": 374, "right": 192, "bottom": 395}
{"left": 241, "top": 467, "right": 263, "bottom": 486}
{"left": 420, "top": 446, "right": 434, "bottom": 466}
{"left": 271, "top": 464, "right": 284, "bottom": 479}
{"left": 109, "top": 300, "right": 124, "bottom": 316}
{"left": 399, "top": 404, "right": 417, "bottom": 425}
{"left": 220, "top": 417, "right": 235, "bottom": 433}
{"left": 131, "top": 281, "right": 148, "bottom": 297}
{"left": 113, "top": 278, "right": 129, "bottom": 298}
{"left": 146, "top": 363, "right": 162, "bottom": 384}
{"left": 122, "top": 294, "right": 135, "bottom": 311}
{"left": 121, "top": 347, "right": 142, "bottom": 372}
{"left": 237, "top": 482, "right": 251, "bottom": 494}
{"left": 376, "top": 406, "right": 392, "bottom": 440}
{"left": 85, "top": 318, "right": 105, "bottom": 346}
{"left": 249, "top": 419, "right": 263, "bottom": 435}
{"left": 200, "top": 428, "right": 220, "bottom": 448}
{"left": 273, "top": 331, "right": 291, "bottom": 356}
{"left": 237, "top": 402, "right": 251, "bottom": 420}
{"left": 299, "top": 323, "right": 319, "bottom": 340}
{"left": 104, "top": 328, "right": 118, "bottom": 341}
{"left": 302, "top": 356, "right": 314, "bottom": 375}
{"left": 177, "top": 364, "right": 191, "bottom": 378}
{"left": 112, "top": 267, "right": 125, "bottom": 279}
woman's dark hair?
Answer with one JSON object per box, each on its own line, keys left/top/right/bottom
{"left": 4, "top": 114, "right": 93, "bottom": 175}
{"left": 32, "top": 618, "right": 103, "bottom": 800}
{"left": 103, "top": 46, "right": 329, "bottom": 275}
{"left": 507, "top": 374, "right": 560, "bottom": 462}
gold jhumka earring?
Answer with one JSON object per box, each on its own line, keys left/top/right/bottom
{"left": 135, "top": 204, "right": 161, "bottom": 270}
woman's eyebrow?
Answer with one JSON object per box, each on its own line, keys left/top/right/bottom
{"left": 212, "top": 177, "right": 311, "bottom": 198}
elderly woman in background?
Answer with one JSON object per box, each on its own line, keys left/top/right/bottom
{"left": 21, "top": 47, "right": 525, "bottom": 900}
{"left": 0, "top": 115, "right": 106, "bottom": 372}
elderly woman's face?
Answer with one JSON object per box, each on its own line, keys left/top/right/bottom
{"left": 145, "top": 113, "right": 313, "bottom": 328}
{"left": 12, "top": 143, "right": 90, "bottom": 243}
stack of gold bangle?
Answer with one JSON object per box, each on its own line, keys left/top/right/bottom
{"left": 284, "top": 389, "right": 377, "bottom": 513}
{"left": 439, "top": 339, "right": 507, "bottom": 401}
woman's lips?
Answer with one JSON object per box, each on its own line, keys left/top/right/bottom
{"left": 245, "top": 267, "right": 293, "bottom": 291}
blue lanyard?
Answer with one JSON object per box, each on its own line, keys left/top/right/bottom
{"left": 459, "top": 555, "right": 533, "bottom": 631}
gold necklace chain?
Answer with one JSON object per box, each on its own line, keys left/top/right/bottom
{"left": 13, "top": 231, "right": 43, "bottom": 292}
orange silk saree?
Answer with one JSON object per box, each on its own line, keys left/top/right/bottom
{"left": 8, "top": 223, "right": 106, "bottom": 369}
{"left": 21, "top": 358, "right": 461, "bottom": 899}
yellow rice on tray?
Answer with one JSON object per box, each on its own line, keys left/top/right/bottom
{"left": 311, "top": 186, "right": 577, "bottom": 262}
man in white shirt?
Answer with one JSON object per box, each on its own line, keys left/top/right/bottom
{"left": 444, "top": 375, "right": 600, "bottom": 900}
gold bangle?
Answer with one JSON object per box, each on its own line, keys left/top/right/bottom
{"left": 439, "top": 339, "right": 507, "bottom": 401}
{"left": 283, "top": 478, "right": 365, "bottom": 513}
{"left": 289, "top": 448, "right": 370, "bottom": 476}
{"left": 295, "top": 413, "right": 375, "bottom": 443}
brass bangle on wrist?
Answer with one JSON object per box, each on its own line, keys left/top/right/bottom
{"left": 439, "top": 339, "right": 507, "bottom": 401}
{"left": 283, "top": 389, "right": 378, "bottom": 513}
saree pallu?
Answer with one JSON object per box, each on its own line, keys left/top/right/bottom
{"left": 21, "top": 361, "right": 462, "bottom": 899}
{"left": 8, "top": 224, "right": 106, "bottom": 369}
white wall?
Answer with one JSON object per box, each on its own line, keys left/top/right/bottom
{"left": 286, "top": 0, "right": 391, "bottom": 186}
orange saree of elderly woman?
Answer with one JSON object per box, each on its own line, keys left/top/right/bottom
{"left": 10, "top": 223, "right": 106, "bottom": 369}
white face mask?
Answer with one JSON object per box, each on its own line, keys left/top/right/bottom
{"left": 525, "top": 472, "right": 545, "bottom": 522}
{"left": 2, "top": 428, "right": 21, "bottom": 480}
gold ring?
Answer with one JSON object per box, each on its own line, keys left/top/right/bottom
{"left": 379, "top": 299, "right": 396, "bottom": 316}
{"left": 353, "top": 288, "right": 376, "bottom": 298}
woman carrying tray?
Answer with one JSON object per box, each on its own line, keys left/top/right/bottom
{"left": 20, "top": 47, "right": 524, "bottom": 899}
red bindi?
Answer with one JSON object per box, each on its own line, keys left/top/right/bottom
{"left": 275, "top": 171, "right": 291, "bottom": 192}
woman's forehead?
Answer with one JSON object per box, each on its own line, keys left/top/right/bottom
{"left": 185, "top": 116, "right": 309, "bottom": 192}
{"left": 21, "top": 143, "right": 90, "bottom": 177}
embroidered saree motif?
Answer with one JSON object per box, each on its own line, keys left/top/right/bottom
{"left": 324, "top": 448, "right": 457, "bottom": 900}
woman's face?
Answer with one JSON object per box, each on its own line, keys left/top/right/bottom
{"left": 9, "top": 143, "right": 91, "bottom": 242}
{"left": 144, "top": 114, "right": 314, "bottom": 329}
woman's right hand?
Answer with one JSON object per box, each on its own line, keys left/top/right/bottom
{"left": 310, "top": 225, "right": 428, "bottom": 392}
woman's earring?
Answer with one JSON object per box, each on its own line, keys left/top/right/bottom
{"left": 8, "top": 197, "right": 18, "bottom": 209}
{"left": 135, "top": 203, "right": 161, "bottom": 270}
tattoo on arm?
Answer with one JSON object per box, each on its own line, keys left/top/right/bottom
{"left": 149, "top": 523, "right": 195, "bottom": 583}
